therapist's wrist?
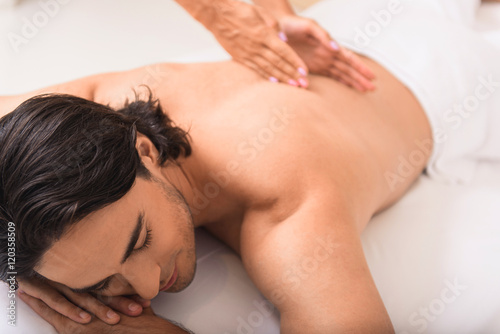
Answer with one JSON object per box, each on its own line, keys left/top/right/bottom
{"left": 191, "top": 0, "right": 232, "bottom": 30}
{"left": 174, "top": 0, "right": 221, "bottom": 27}
{"left": 252, "top": 0, "right": 295, "bottom": 21}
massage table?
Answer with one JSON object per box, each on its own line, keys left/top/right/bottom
{"left": 0, "top": 0, "right": 499, "bottom": 333}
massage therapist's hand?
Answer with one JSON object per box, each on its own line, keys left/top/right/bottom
{"left": 17, "top": 277, "right": 150, "bottom": 325}
{"left": 18, "top": 291, "right": 189, "bottom": 334}
{"left": 280, "top": 15, "right": 376, "bottom": 92}
{"left": 178, "top": 0, "right": 309, "bottom": 87}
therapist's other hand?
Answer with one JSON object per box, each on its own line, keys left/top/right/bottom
{"left": 207, "top": 1, "right": 309, "bottom": 88}
{"left": 18, "top": 277, "right": 150, "bottom": 325}
{"left": 280, "top": 15, "right": 376, "bottom": 92}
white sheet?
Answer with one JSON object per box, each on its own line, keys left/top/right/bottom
{"left": 1, "top": 1, "right": 500, "bottom": 333}
{"left": 303, "top": 0, "right": 500, "bottom": 185}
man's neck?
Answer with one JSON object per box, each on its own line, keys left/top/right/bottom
{"left": 160, "top": 157, "right": 216, "bottom": 228}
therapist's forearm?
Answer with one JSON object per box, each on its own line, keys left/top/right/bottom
{"left": 173, "top": 0, "right": 223, "bottom": 28}
{"left": 252, "top": 0, "right": 295, "bottom": 19}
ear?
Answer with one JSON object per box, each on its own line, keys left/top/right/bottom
{"left": 135, "top": 133, "right": 160, "bottom": 167}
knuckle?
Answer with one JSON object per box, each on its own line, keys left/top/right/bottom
{"left": 97, "top": 294, "right": 114, "bottom": 305}
{"left": 271, "top": 57, "right": 284, "bottom": 69}
{"left": 94, "top": 302, "right": 111, "bottom": 316}
{"left": 68, "top": 324, "right": 86, "bottom": 334}
{"left": 261, "top": 63, "right": 273, "bottom": 73}
{"left": 37, "top": 300, "right": 52, "bottom": 316}
{"left": 50, "top": 294, "right": 69, "bottom": 306}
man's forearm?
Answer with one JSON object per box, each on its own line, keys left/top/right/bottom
{"left": 252, "top": 0, "right": 295, "bottom": 19}
{"left": 109, "top": 316, "right": 193, "bottom": 334}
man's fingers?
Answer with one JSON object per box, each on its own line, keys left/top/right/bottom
{"left": 19, "top": 281, "right": 93, "bottom": 324}
{"left": 141, "top": 306, "right": 156, "bottom": 316}
{"left": 98, "top": 294, "right": 144, "bottom": 317}
{"left": 18, "top": 291, "right": 72, "bottom": 333}
{"left": 63, "top": 291, "right": 121, "bottom": 325}
{"left": 129, "top": 295, "right": 151, "bottom": 308}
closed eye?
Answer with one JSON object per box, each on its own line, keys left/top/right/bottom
{"left": 93, "top": 278, "right": 111, "bottom": 293}
{"left": 93, "top": 228, "right": 152, "bottom": 294}
{"left": 137, "top": 228, "right": 152, "bottom": 251}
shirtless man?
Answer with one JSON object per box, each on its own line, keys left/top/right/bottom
{"left": 0, "top": 0, "right": 498, "bottom": 333}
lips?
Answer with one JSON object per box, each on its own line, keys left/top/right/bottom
{"left": 160, "top": 266, "right": 178, "bottom": 292}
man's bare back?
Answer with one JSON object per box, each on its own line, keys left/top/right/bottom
{"left": 96, "top": 57, "right": 432, "bottom": 234}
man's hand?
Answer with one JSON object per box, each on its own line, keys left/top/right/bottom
{"left": 280, "top": 15, "right": 376, "bottom": 92}
{"left": 18, "top": 290, "right": 190, "bottom": 334}
{"left": 18, "top": 277, "right": 150, "bottom": 325}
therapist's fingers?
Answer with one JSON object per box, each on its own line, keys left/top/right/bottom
{"left": 339, "top": 48, "right": 376, "bottom": 81}
{"left": 308, "top": 21, "right": 341, "bottom": 53}
{"left": 331, "top": 58, "right": 375, "bottom": 91}
{"left": 329, "top": 67, "right": 366, "bottom": 92}
{"left": 258, "top": 48, "right": 305, "bottom": 86}
{"left": 263, "top": 34, "right": 309, "bottom": 86}
{"left": 241, "top": 56, "right": 301, "bottom": 87}
{"left": 254, "top": 4, "right": 307, "bottom": 85}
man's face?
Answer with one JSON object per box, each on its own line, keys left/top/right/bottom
{"left": 36, "top": 176, "right": 196, "bottom": 300}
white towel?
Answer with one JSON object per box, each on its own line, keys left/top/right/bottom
{"left": 303, "top": 0, "right": 500, "bottom": 184}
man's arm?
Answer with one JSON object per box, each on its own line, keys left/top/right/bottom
{"left": 18, "top": 291, "right": 193, "bottom": 334}
{"left": 240, "top": 193, "right": 394, "bottom": 333}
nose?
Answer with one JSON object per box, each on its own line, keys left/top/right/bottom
{"left": 122, "top": 262, "right": 162, "bottom": 300}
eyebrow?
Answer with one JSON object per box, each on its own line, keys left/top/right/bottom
{"left": 69, "top": 212, "right": 144, "bottom": 294}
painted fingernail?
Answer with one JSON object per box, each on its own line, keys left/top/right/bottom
{"left": 288, "top": 79, "right": 298, "bottom": 87}
{"left": 269, "top": 77, "right": 278, "bottom": 83}
{"left": 278, "top": 31, "right": 288, "bottom": 42}
{"left": 107, "top": 310, "right": 118, "bottom": 319}
{"left": 80, "top": 311, "right": 90, "bottom": 319}
{"left": 17, "top": 289, "right": 24, "bottom": 295}
{"left": 330, "top": 40, "right": 339, "bottom": 51}
{"left": 298, "top": 67, "right": 307, "bottom": 76}
{"left": 298, "top": 78, "right": 309, "bottom": 88}
{"left": 129, "top": 303, "right": 141, "bottom": 312}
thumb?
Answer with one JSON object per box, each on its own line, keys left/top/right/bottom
{"left": 142, "top": 306, "right": 156, "bottom": 316}
{"left": 309, "top": 24, "right": 339, "bottom": 52}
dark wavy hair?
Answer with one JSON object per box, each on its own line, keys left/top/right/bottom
{"left": 0, "top": 92, "right": 191, "bottom": 283}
